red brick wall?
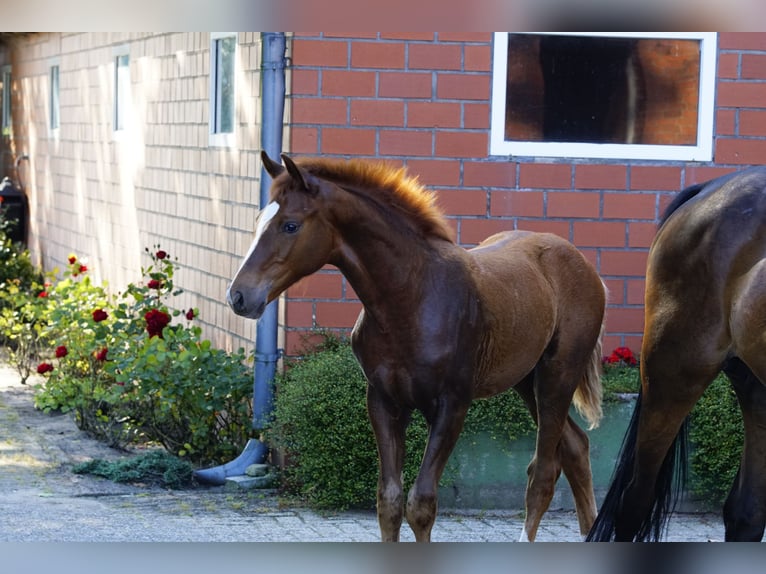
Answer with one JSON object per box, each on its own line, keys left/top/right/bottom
{"left": 282, "top": 32, "right": 765, "bottom": 357}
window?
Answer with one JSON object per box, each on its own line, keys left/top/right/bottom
{"left": 209, "top": 33, "right": 237, "bottom": 146}
{"left": 50, "top": 64, "right": 60, "bottom": 132}
{"left": 490, "top": 32, "right": 717, "bottom": 161}
{"left": 114, "top": 51, "right": 130, "bottom": 133}
{"left": 1, "top": 66, "right": 11, "bottom": 137}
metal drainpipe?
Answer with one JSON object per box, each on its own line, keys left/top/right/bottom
{"left": 194, "top": 32, "right": 287, "bottom": 485}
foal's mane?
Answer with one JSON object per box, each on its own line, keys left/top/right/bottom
{"left": 293, "top": 157, "right": 455, "bottom": 243}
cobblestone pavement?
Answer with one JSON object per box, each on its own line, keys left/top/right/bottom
{"left": 0, "top": 362, "right": 727, "bottom": 543}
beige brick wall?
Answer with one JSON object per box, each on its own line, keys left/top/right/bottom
{"left": 9, "top": 32, "right": 278, "bottom": 353}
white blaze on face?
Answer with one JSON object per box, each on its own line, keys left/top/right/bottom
{"left": 235, "top": 201, "right": 280, "bottom": 275}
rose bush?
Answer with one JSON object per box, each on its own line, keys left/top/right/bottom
{"left": 4, "top": 245, "right": 255, "bottom": 466}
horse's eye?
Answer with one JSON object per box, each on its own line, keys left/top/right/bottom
{"left": 282, "top": 222, "right": 300, "bottom": 234}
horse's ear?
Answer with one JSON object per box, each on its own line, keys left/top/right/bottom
{"left": 281, "top": 153, "right": 315, "bottom": 196}
{"left": 261, "top": 150, "right": 285, "bottom": 179}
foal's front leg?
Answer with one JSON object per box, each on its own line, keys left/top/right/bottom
{"left": 367, "top": 386, "right": 409, "bottom": 542}
{"left": 406, "top": 400, "right": 470, "bottom": 542}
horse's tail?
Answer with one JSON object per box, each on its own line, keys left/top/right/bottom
{"left": 586, "top": 392, "right": 690, "bottom": 541}
{"left": 572, "top": 281, "right": 607, "bottom": 430}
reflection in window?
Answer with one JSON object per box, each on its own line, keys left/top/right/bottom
{"left": 490, "top": 33, "right": 717, "bottom": 161}
{"left": 50, "top": 65, "right": 60, "bottom": 130}
{"left": 2, "top": 66, "right": 11, "bottom": 137}
{"left": 212, "top": 35, "right": 236, "bottom": 134}
{"left": 114, "top": 54, "right": 130, "bottom": 132}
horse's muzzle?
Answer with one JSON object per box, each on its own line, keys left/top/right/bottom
{"left": 226, "top": 286, "right": 266, "bottom": 319}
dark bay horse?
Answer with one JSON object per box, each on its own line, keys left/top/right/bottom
{"left": 228, "top": 152, "right": 607, "bottom": 542}
{"left": 588, "top": 166, "right": 766, "bottom": 542}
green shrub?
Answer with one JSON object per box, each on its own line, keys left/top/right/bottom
{"left": 688, "top": 373, "right": 743, "bottom": 506}
{"left": 72, "top": 449, "right": 194, "bottom": 489}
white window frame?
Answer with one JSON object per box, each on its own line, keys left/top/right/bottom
{"left": 209, "top": 32, "right": 237, "bottom": 147}
{"left": 49, "top": 60, "right": 60, "bottom": 137}
{"left": 1, "top": 65, "right": 12, "bottom": 137}
{"left": 113, "top": 45, "right": 130, "bottom": 138}
{"left": 490, "top": 32, "right": 718, "bottom": 161}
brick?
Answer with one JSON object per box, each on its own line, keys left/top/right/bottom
{"left": 603, "top": 279, "right": 625, "bottom": 305}
{"left": 623, "top": 335, "right": 644, "bottom": 354}
{"left": 322, "top": 70, "right": 376, "bottom": 97}
{"left": 630, "top": 166, "right": 682, "bottom": 191}
{"left": 716, "top": 53, "right": 739, "bottom": 79}
{"left": 716, "top": 109, "right": 736, "bottom": 136}
{"left": 436, "top": 189, "right": 487, "bottom": 216}
{"left": 465, "top": 45, "right": 491, "bottom": 72}
{"left": 628, "top": 222, "right": 658, "bottom": 248}
{"left": 292, "top": 69, "right": 318, "bottom": 95}
{"left": 718, "top": 33, "right": 766, "bottom": 51}
{"left": 323, "top": 32, "right": 377, "bottom": 39}
{"left": 290, "top": 127, "right": 319, "bottom": 154}
{"left": 292, "top": 98, "right": 347, "bottom": 124}
{"left": 575, "top": 165, "right": 627, "bottom": 190}
{"left": 605, "top": 307, "right": 645, "bottom": 334}
{"left": 515, "top": 219, "right": 570, "bottom": 241}
{"left": 438, "top": 33, "right": 492, "bottom": 43}
{"left": 406, "top": 159, "right": 460, "bottom": 186}
{"left": 350, "top": 100, "right": 405, "bottom": 127}
{"left": 627, "top": 279, "right": 646, "bottom": 305}
{"left": 547, "top": 192, "right": 600, "bottom": 218}
{"left": 715, "top": 138, "right": 766, "bottom": 164}
{"left": 409, "top": 43, "right": 462, "bottom": 70}
{"left": 379, "top": 130, "right": 433, "bottom": 156}
{"left": 603, "top": 193, "right": 656, "bottom": 220}
{"left": 315, "top": 301, "right": 363, "bottom": 328}
{"left": 380, "top": 33, "right": 435, "bottom": 41}
{"left": 459, "top": 218, "right": 513, "bottom": 245}
{"left": 573, "top": 221, "right": 626, "bottom": 248}
{"left": 464, "top": 103, "right": 490, "bottom": 129}
{"left": 284, "top": 301, "right": 314, "bottom": 328}
{"left": 408, "top": 102, "right": 461, "bottom": 128}
{"left": 287, "top": 273, "right": 343, "bottom": 299}
{"left": 435, "top": 131, "right": 488, "bottom": 158}
{"left": 717, "top": 81, "right": 766, "bottom": 108}
{"left": 351, "top": 41, "right": 405, "bottom": 69}
{"left": 379, "top": 72, "right": 432, "bottom": 98}
{"left": 321, "top": 128, "right": 376, "bottom": 155}
{"left": 285, "top": 329, "right": 328, "bottom": 357}
{"left": 464, "top": 161, "right": 516, "bottom": 187}
{"left": 519, "top": 163, "right": 571, "bottom": 189}
{"left": 685, "top": 166, "right": 737, "bottom": 185}
{"left": 602, "top": 335, "right": 624, "bottom": 354}
{"left": 489, "top": 191, "right": 543, "bottom": 217}
{"left": 292, "top": 39, "right": 348, "bottom": 67}
{"left": 437, "top": 73, "right": 490, "bottom": 101}
{"left": 740, "top": 110, "right": 766, "bottom": 136}
{"left": 600, "top": 250, "right": 649, "bottom": 277}
{"left": 742, "top": 54, "right": 766, "bottom": 79}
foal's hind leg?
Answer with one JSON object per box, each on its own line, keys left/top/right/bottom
{"left": 722, "top": 358, "right": 766, "bottom": 541}
{"left": 515, "top": 377, "right": 597, "bottom": 539}
{"left": 367, "top": 385, "right": 409, "bottom": 542}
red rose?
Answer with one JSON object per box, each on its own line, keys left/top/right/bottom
{"left": 144, "top": 308, "right": 171, "bottom": 338}
{"left": 37, "top": 291, "right": 48, "bottom": 298}
{"left": 95, "top": 347, "right": 108, "bottom": 362}
{"left": 185, "top": 308, "right": 195, "bottom": 320}
{"left": 92, "top": 309, "right": 108, "bottom": 322}
{"left": 147, "top": 279, "right": 162, "bottom": 289}
{"left": 55, "top": 345, "right": 68, "bottom": 358}
{"left": 78, "top": 264, "right": 88, "bottom": 274}
{"left": 68, "top": 255, "right": 77, "bottom": 264}
{"left": 37, "top": 362, "right": 54, "bottom": 374}
{"left": 155, "top": 250, "right": 167, "bottom": 260}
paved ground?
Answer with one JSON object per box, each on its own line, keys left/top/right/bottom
{"left": 0, "top": 360, "right": 728, "bottom": 543}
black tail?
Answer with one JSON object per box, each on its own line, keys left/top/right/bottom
{"left": 586, "top": 392, "right": 689, "bottom": 541}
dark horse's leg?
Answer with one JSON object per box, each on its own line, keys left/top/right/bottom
{"left": 723, "top": 358, "right": 766, "bottom": 541}
{"left": 406, "top": 398, "right": 470, "bottom": 542}
{"left": 367, "top": 385, "right": 409, "bottom": 542}
{"left": 515, "top": 376, "right": 597, "bottom": 539}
